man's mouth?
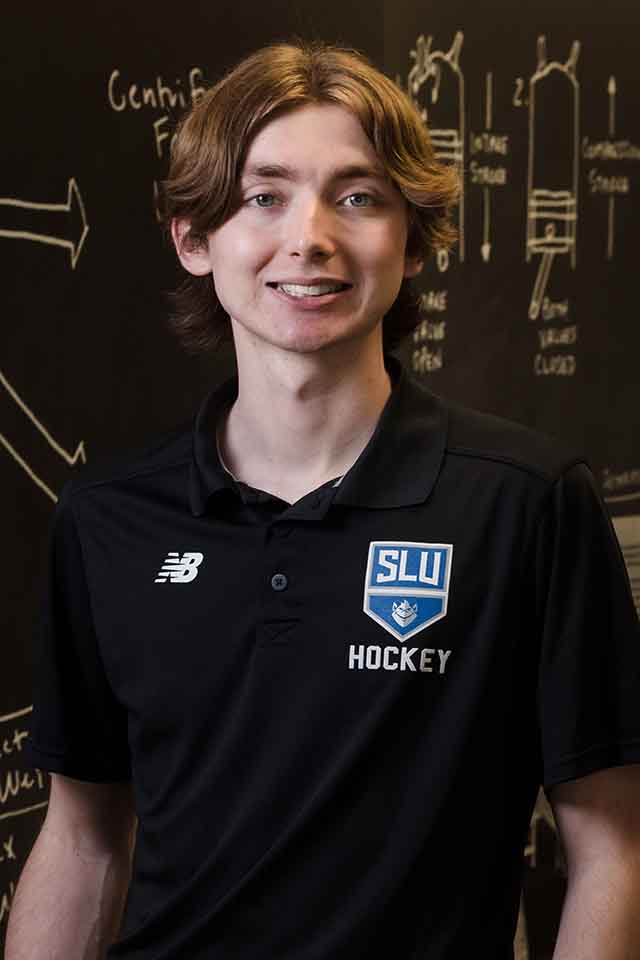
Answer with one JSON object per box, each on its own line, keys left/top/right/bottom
{"left": 267, "top": 281, "right": 352, "bottom": 299}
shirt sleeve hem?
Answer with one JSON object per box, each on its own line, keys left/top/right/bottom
{"left": 26, "top": 741, "right": 132, "bottom": 784}
{"left": 543, "top": 739, "right": 640, "bottom": 790}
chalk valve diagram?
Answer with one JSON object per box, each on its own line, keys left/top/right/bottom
{"left": 526, "top": 38, "right": 580, "bottom": 320}
{"left": 405, "top": 31, "right": 466, "bottom": 269}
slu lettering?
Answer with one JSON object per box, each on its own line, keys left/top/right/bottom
{"left": 376, "top": 548, "right": 443, "bottom": 587}
{"left": 348, "top": 645, "right": 452, "bottom": 674}
{"left": 155, "top": 551, "right": 204, "bottom": 584}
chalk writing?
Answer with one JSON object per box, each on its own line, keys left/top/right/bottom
{"left": 413, "top": 345, "right": 443, "bottom": 373}
{"left": 420, "top": 290, "right": 448, "bottom": 312}
{"left": 582, "top": 138, "right": 640, "bottom": 161}
{"left": 0, "top": 769, "right": 46, "bottom": 807}
{"left": 588, "top": 169, "right": 630, "bottom": 195}
{"left": 107, "top": 68, "right": 206, "bottom": 114}
{"left": 538, "top": 325, "right": 577, "bottom": 349}
{"left": 534, "top": 354, "right": 576, "bottom": 376}
{"left": 0, "top": 881, "right": 15, "bottom": 925}
{"left": 0, "top": 836, "right": 15, "bottom": 864}
{"left": 414, "top": 319, "right": 447, "bottom": 343}
{"left": 470, "top": 132, "right": 510, "bottom": 155}
{"left": 414, "top": 289, "right": 449, "bottom": 372}
{"left": 541, "top": 298, "right": 569, "bottom": 321}
{"left": 470, "top": 162, "right": 507, "bottom": 186}
{"left": 0, "top": 728, "right": 28, "bottom": 760}
{"left": 107, "top": 66, "right": 207, "bottom": 225}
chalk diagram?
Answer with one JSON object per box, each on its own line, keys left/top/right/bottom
{"left": 1, "top": 177, "right": 88, "bottom": 500}
{"left": 0, "top": 177, "right": 89, "bottom": 271}
{"left": 1, "top": 370, "right": 86, "bottom": 503}
{"left": 405, "top": 32, "right": 466, "bottom": 269}
{"left": 526, "top": 38, "right": 580, "bottom": 320}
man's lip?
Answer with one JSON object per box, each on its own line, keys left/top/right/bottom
{"left": 267, "top": 280, "right": 352, "bottom": 288}
{"left": 268, "top": 284, "right": 353, "bottom": 308}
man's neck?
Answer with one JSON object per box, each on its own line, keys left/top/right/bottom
{"left": 217, "top": 339, "right": 392, "bottom": 503}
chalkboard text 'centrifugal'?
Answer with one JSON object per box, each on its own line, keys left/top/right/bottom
{"left": 108, "top": 68, "right": 206, "bottom": 114}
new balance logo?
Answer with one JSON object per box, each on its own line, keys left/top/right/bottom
{"left": 154, "top": 552, "right": 204, "bottom": 584}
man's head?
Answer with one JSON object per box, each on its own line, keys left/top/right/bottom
{"left": 163, "top": 38, "right": 459, "bottom": 355}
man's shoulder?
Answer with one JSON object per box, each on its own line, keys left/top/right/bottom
{"left": 58, "top": 419, "right": 194, "bottom": 509}
{"left": 439, "top": 395, "right": 585, "bottom": 484}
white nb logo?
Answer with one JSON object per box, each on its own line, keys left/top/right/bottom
{"left": 154, "top": 552, "right": 204, "bottom": 584}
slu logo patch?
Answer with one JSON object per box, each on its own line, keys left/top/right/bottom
{"left": 154, "top": 551, "right": 204, "bottom": 584}
{"left": 363, "top": 541, "right": 453, "bottom": 642}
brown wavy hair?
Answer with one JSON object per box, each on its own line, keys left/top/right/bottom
{"left": 160, "top": 37, "right": 460, "bottom": 354}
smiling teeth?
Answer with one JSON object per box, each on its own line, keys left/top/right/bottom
{"left": 278, "top": 283, "right": 343, "bottom": 297}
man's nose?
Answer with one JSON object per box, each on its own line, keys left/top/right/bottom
{"left": 287, "top": 197, "right": 336, "bottom": 259}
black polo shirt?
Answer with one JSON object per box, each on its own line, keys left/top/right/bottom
{"left": 28, "top": 354, "right": 640, "bottom": 960}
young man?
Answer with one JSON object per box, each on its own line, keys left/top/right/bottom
{"left": 9, "top": 39, "right": 640, "bottom": 960}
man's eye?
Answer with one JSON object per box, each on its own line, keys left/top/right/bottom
{"left": 250, "top": 194, "right": 278, "bottom": 207}
{"left": 343, "top": 193, "right": 376, "bottom": 207}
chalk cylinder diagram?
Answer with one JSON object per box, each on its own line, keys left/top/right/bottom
{"left": 408, "top": 32, "right": 465, "bottom": 265}
{"left": 526, "top": 37, "right": 580, "bottom": 320}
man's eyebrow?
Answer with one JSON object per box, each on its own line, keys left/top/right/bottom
{"left": 241, "top": 162, "right": 388, "bottom": 183}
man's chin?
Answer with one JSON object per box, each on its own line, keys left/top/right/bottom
{"left": 230, "top": 312, "right": 383, "bottom": 359}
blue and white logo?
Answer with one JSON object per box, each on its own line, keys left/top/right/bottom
{"left": 363, "top": 541, "right": 453, "bottom": 642}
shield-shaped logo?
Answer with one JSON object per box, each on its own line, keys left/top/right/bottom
{"left": 363, "top": 541, "right": 453, "bottom": 642}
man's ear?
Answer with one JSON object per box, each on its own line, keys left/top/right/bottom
{"left": 403, "top": 253, "right": 424, "bottom": 280}
{"left": 170, "top": 218, "right": 212, "bottom": 276}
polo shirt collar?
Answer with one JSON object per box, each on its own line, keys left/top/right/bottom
{"left": 189, "top": 353, "right": 448, "bottom": 516}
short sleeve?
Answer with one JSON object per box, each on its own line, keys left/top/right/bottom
{"left": 536, "top": 462, "right": 640, "bottom": 789}
{"left": 26, "top": 488, "right": 132, "bottom": 782}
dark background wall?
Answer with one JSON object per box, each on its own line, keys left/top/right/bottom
{"left": 2, "top": 2, "right": 638, "bottom": 956}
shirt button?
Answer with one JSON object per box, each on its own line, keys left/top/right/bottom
{"left": 271, "top": 573, "right": 288, "bottom": 591}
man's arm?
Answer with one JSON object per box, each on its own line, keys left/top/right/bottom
{"left": 550, "top": 764, "right": 640, "bottom": 960}
{"left": 5, "top": 772, "right": 136, "bottom": 960}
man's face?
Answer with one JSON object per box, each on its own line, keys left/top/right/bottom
{"left": 173, "top": 102, "right": 422, "bottom": 357}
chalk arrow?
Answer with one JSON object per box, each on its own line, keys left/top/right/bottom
{"left": 0, "top": 178, "right": 89, "bottom": 269}
{"left": 608, "top": 75, "right": 616, "bottom": 138}
{"left": 2, "top": 368, "right": 86, "bottom": 502}
{"left": 481, "top": 72, "right": 493, "bottom": 263}
{"left": 481, "top": 187, "right": 492, "bottom": 262}
{"left": 607, "top": 76, "right": 616, "bottom": 260}
{"left": 1, "top": 369, "right": 86, "bottom": 467}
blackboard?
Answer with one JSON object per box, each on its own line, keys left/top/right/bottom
{"left": 2, "top": 2, "right": 638, "bottom": 957}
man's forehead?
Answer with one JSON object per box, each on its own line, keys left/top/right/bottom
{"left": 241, "top": 160, "right": 389, "bottom": 184}
{"left": 238, "top": 103, "right": 391, "bottom": 184}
